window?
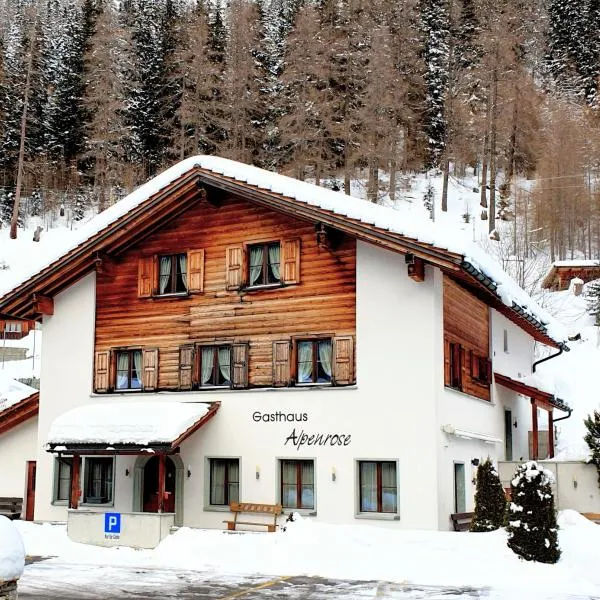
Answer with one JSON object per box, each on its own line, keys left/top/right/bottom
{"left": 84, "top": 457, "right": 114, "bottom": 504}
{"left": 359, "top": 461, "right": 397, "bottom": 513}
{"left": 471, "top": 353, "right": 491, "bottom": 386}
{"left": 54, "top": 458, "right": 72, "bottom": 502}
{"left": 248, "top": 242, "right": 281, "bottom": 287}
{"left": 116, "top": 349, "right": 142, "bottom": 390}
{"left": 296, "top": 339, "right": 333, "bottom": 384}
{"left": 5, "top": 322, "right": 21, "bottom": 333}
{"left": 448, "top": 342, "right": 462, "bottom": 390}
{"left": 280, "top": 460, "right": 314, "bottom": 510}
{"left": 158, "top": 254, "right": 188, "bottom": 295}
{"left": 209, "top": 459, "right": 239, "bottom": 506}
{"left": 503, "top": 329, "right": 509, "bottom": 353}
{"left": 454, "top": 463, "right": 466, "bottom": 513}
{"left": 198, "top": 345, "right": 231, "bottom": 387}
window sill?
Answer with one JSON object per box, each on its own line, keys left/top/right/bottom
{"left": 81, "top": 502, "right": 115, "bottom": 508}
{"left": 282, "top": 509, "right": 316, "bottom": 517}
{"left": 243, "top": 283, "right": 283, "bottom": 292}
{"left": 204, "top": 505, "right": 232, "bottom": 513}
{"left": 355, "top": 512, "right": 400, "bottom": 521}
{"left": 152, "top": 292, "right": 189, "bottom": 299}
{"left": 52, "top": 500, "right": 68, "bottom": 506}
{"left": 295, "top": 382, "right": 333, "bottom": 388}
{"left": 114, "top": 388, "right": 143, "bottom": 393}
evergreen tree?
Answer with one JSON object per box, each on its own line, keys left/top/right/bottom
{"left": 584, "top": 410, "right": 600, "bottom": 486}
{"left": 470, "top": 458, "right": 506, "bottom": 532}
{"left": 506, "top": 461, "right": 561, "bottom": 564}
{"left": 586, "top": 280, "right": 600, "bottom": 326}
{"left": 419, "top": 0, "right": 450, "bottom": 168}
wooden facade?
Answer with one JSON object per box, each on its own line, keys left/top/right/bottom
{"left": 443, "top": 276, "right": 491, "bottom": 401}
{"left": 541, "top": 263, "right": 600, "bottom": 292}
{"left": 94, "top": 192, "right": 356, "bottom": 391}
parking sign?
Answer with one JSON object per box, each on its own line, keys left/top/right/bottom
{"left": 104, "top": 512, "right": 121, "bottom": 538}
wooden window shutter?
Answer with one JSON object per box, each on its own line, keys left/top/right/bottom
{"left": 179, "top": 345, "right": 195, "bottom": 390}
{"left": 226, "top": 245, "right": 245, "bottom": 290}
{"left": 187, "top": 249, "right": 205, "bottom": 293}
{"left": 469, "top": 350, "right": 478, "bottom": 380}
{"left": 231, "top": 343, "right": 249, "bottom": 389}
{"left": 450, "top": 343, "right": 462, "bottom": 390}
{"left": 138, "top": 256, "right": 156, "bottom": 298}
{"left": 444, "top": 339, "right": 451, "bottom": 386}
{"left": 94, "top": 351, "right": 110, "bottom": 393}
{"left": 332, "top": 336, "right": 354, "bottom": 386}
{"left": 142, "top": 348, "right": 159, "bottom": 391}
{"left": 484, "top": 358, "right": 493, "bottom": 385}
{"left": 281, "top": 238, "right": 301, "bottom": 285}
{"left": 272, "top": 340, "right": 291, "bottom": 387}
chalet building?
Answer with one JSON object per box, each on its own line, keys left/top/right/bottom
{"left": 0, "top": 157, "right": 571, "bottom": 543}
{"left": 541, "top": 260, "right": 600, "bottom": 292}
{"left": 0, "top": 316, "right": 35, "bottom": 340}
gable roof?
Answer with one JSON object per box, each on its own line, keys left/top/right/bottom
{"left": 0, "top": 156, "right": 568, "bottom": 349}
{"left": 541, "top": 260, "right": 600, "bottom": 290}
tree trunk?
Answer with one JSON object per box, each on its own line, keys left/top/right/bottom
{"left": 488, "top": 63, "right": 499, "bottom": 235}
{"left": 480, "top": 97, "right": 490, "bottom": 209}
{"left": 10, "top": 31, "right": 35, "bottom": 240}
{"left": 441, "top": 156, "right": 450, "bottom": 212}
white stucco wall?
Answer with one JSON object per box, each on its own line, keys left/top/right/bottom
{"left": 0, "top": 417, "right": 38, "bottom": 499}
{"left": 35, "top": 272, "right": 96, "bottom": 522}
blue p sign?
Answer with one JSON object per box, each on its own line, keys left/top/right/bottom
{"left": 104, "top": 512, "right": 121, "bottom": 534}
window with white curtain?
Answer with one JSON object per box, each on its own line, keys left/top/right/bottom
{"left": 158, "top": 253, "right": 188, "bottom": 295}
{"left": 296, "top": 339, "right": 332, "bottom": 384}
{"left": 115, "top": 349, "right": 143, "bottom": 390}
{"left": 358, "top": 461, "right": 397, "bottom": 514}
{"left": 280, "top": 460, "right": 314, "bottom": 510}
{"left": 198, "top": 345, "right": 232, "bottom": 387}
{"left": 53, "top": 457, "right": 72, "bottom": 502}
{"left": 84, "top": 457, "right": 114, "bottom": 504}
{"left": 248, "top": 242, "right": 281, "bottom": 286}
{"left": 209, "top": 458, "right": 239, "bottom": 506}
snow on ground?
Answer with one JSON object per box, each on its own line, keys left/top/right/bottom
{"left": 0, "top": 516, "right": 25, "bottom": 582}
{"left": 13, "top": 511, "right": 600, "bottom": 598}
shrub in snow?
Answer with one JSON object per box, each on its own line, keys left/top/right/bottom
{"left": 0, "top": 515, "right": 25, "bottom": 583}
{"left": 586, "top": 280, "right": 600, "bottom": 326}
{"left": 506, "top": 461, "right": 560, "bottom": 564}
{"left": 470, "top": 458, "right": 506, "bottom": 532}
{"left": 584, "top": 410, "right": 600, "bottom": 486}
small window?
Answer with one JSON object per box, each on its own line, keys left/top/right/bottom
{"left": 116, "top": 349, "right": 142, "bottom": 390}
{"left": 54, "top": 457, "right": 72, "bottom": 502}
{"left": 158, "top": 254, "right": 188, "bottom": 295}
{"left": 198, "top": 345, "right": 232, "bottom": 387}
{"left": 280, "top": 459, "right": 314, "bottom": 510}
{"left": 248, "top": 242, "right": 281, "bottom": 287}
{"left": 84, "top": 457, "right": 114, "bottom": 504}
{"left": 5, "top": 322, "right": 21, "bottom": 333}
{"left": 503, "top": 329, "right": 509, "bottom": 353}
{"left": 296, "top": 339, "right": 333, "bottom": 384}
{"left": 359, "top": 461, "right": 397, "bottom": 514}
{"left": 209, "top": 458, "right": 239, "bottom": 506}
{"left": 471, "top": 353, "right": 490, "bottom": 386}
{"left": 454, "top": 463, "right": 466, "bottom": 513}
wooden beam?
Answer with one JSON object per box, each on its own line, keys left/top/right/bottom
{"left": 157, "top": 453, "right": 166, "bottom": 513}
{"left": 70, "top": 455, "right": 81, "bottom": 510}
{"left": 408, "top": 257, "right": 425, "bottom": 282}
{"left": 0, "top": 393, "right": 39, "bottom": 436}
{"left": 531, "top": 399, "right": 539, "bottom": 460}
{"left": 94, "top": 254, "right": 117, "bottom": 279}
{"left": 32, "top": 294, "right": 53, "bottom": 316}
{"left": 170, "top": 402, "right": 220, "bottom": 449}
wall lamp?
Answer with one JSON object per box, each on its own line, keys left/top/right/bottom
{"left": 331, "top": 467, "right": 337, "bottom": 482}
{"left": 125, "top": 468, "right": 130, "bottom": 477}
{"left": 187, "top": 466, "right": 192, "bottom": 478}
{"left": 513, "top": 419, "right": 518, "bottom": 429}
{"left": 471, "top": 458, "right": 480, "bottom": 467}
{"left": 256, "top": 465, "right": 260, "bottom": 480}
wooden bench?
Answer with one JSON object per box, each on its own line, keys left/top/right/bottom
{"left": 0, "top": 497, "right": 23, "bottom": 520}
{"left": 582, "top": 512, "right": 600, "bottom": 524}
{"left": 450, "top": 511, "right": 474, "bottom": 531}
{"left": 223, "top": 502, "right": 282, "bottom": 532}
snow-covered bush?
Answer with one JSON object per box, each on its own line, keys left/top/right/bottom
{"left": 584, "top": 410, "right": 600, "bottom": 487}
{"left": 0, "top": 515, "right": 25, "bottom": 585}
{"left": 586, "top": 280, "right": 600, "bottom": 326}
{"left": 470, "top": 458, "right": 506, "bottom": 532}
{"left": 506, "top": 461, "right": 560, "bottom": 563}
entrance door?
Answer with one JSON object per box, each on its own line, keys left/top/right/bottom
{"left": 454, "top": 463, "right": 466, "bottom": 513}
{"left": 25, "top": 461, "right": 36, "bottom": 521}
{"left": 504, "top": 410, "right": 513, "bottom": 461}
{"left": 143, "top": 456, "right": 176, "bottom": 513}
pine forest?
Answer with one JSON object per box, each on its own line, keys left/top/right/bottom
{"left": 1, "top": 0, "right": 600, "bottom": 268}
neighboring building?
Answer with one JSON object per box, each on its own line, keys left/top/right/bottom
{"left": 541, "top": 260, "right": 600, "bottom": 291}
{"left": 0, "top": 157, "right": 571, "bottom": 540}
{"left": 0, "top": 317, "right": 35, "bottom": 341}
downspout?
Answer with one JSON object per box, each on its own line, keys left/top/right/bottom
{"left": 553, "top": 408, "right": 573, "bottom": 423}
{"left": 532, "top": 347, "right": 564, "bottom": 373}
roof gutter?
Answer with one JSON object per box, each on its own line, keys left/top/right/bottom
{"left": 553, "top": 407, "right": 573, "bottom": 423}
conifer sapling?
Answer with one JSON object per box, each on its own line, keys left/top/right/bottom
{"left": 506, "top": 461, "right": 561, "bottom": 563}
{"left": 470, "top": 457, "right": 506, "bottom": 532}
{"left": 584, "top": 410, "right": 600, "bottom": 487}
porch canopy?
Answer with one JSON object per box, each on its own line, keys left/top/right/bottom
{"left": 46, "top": 401, "right": 220, "bottom": 510}
{"left": 494, "top": 372, "right": 570, "bottom": 460}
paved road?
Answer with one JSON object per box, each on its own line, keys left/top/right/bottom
{"left": 17, "top": 560, "right": 599, "bottom": 599}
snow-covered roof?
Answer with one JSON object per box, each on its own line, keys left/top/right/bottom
{"left": 46, "top": 402, "right": 217, "bottom": 449}
{"left": 0, "top": 156, "right": 568, "bottom": 345}
{"left": 0, "top": 372, "right": 37, "bottom": 413}
{"left": 494, "top": 370, "right": 570, "bottom": 412}
{"left": 552, "top": 260, "right": 600, "bottom": 268}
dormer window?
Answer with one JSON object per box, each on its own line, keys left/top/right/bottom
{"left": 248, "top": 242, "right": 281, "bottom": 287}
{"left": 158, "top": 254, "right": 187, "bottom": 295}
